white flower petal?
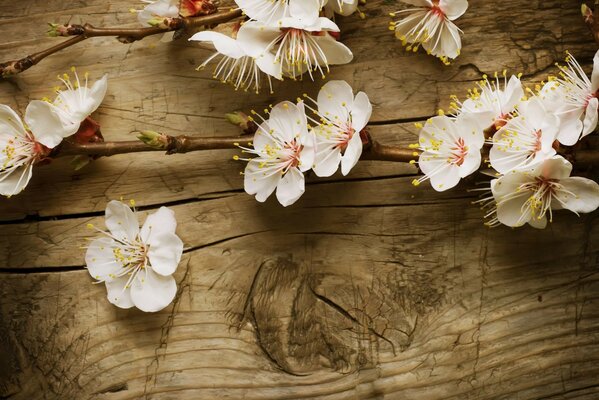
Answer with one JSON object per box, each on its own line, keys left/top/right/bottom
{"left": 592, "top": 49, "right": 599, "bottom": 91}
{"left": 313, "top": 34, "right": 353, "bottom": 65}
{"left": 289, "top": 0, "right": 320, "bottom": 26}
{"left": 419, "top": 158, "right": 461, "bottom": 191}
{"left": 244, "top": 159, "right": 280, "bottom": 202}
{"left": 350, "top": 91, "right": 372, "bottom": 132}
{"left": 105, "top": 276, "right": 135, "bottom": 309}
{"left": 105, "top": 200, "right": 140, "bottom": 242}
{"left": 538, "top": 156, "right": 572, "bottom": 180}
{"left": 503, "top": 75, "right": 525, "bottom": 111}
{"left": 24, "top": 100, "right": 77, "bottom": 149}
{"left": 555, "top": 177, "right": 599, "bottom": 214}
{"left": 495, "top": 190, "right": 531, "bottom": 227}
{"left": 313, "top": 142, "right": 342, "bottom": 177}
{"left": 582, "top": 97, "right": 599, "bottom": 137}
{"left": 269, "top": 101, "right": 307, "bottom": 143}
{"left": 189, "top": 31, "right": 245, "bottom": 59}
{"left": 130, "top": 268, "right": 177, "bottom": 312}
{"left": 0, "top": 104, "right": 27, "bottom": 138}
{"left": 276, "top": 167, "right": 305, "bottom": 206}
{"left": 317, "top": 80, "right": 354, "bottom": 122}
{"left": 340, "top": 132, "right": 362, "bottom": 176}
{"left": 440, "top": 0, "right": 468, "bottom": 20}
{"left": 527, "top": 215, "right": 548, "bottom": 229}
{"left": 147, "top": 232, "right": 183, "bottom": 276}
{"left": 556, "top": 111, "right": 584, "bottom": 146}
{"left": 254, "top": 51, "right": 283, "bottom": 80}
{"left": 140, "top": 206, "right": 177, "bottom": 243}
{"left": 237, "top": 22, "right": 280, "bottom": 58}
{"left": 85, "top": 237, "right": 122, "bottom": 282}
{"left": 0, "top": 162, "right": 33, "bottom": 197}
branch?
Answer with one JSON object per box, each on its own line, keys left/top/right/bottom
{"left": 0, "top": 8, "right": 243, "bottom": 77}
{"left": 51, "top": 133, "right": 599, "bottom": 169}
{"left": 582, "top": 2, "right": 599, "bottom": 45}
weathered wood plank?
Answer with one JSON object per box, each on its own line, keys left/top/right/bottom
{"left": 1, "top": 0, "right": 598, "bottom": 399}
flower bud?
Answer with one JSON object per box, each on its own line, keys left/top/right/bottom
{"left": 138, "top": 130, "right": 169, "bottom": 149}
{"left": 179, "top": 0, "right": 217, "bottom": 18}
{"left": 225, "top": 111, "right": 259, "bottom": 136}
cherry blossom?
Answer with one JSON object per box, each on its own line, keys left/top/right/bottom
{"left": 235, "top": 0, "right": 327, "bottom": 25}
{"left": 323, "top": 0, "right": 360, "bottom": 17}
{"left": 489, "top": 97, "right": 559, "bottom": 174}
{"left": 307, "top": 80, "right": 372, "bottom": 177}
{"left": 86, "top": 201, "right": 184, "bottom": 312}
{"left": 135, "top": 0, "right": 179, "bottom": 26}
{"left": 413, "top": 114, "right": 484, "bottom": 191}
{"left": 539, "top": 50, "right": 599, "bottom": 145}
{"left": 390, "top": 0, "right": 468, "bottom": 64}
{"left": 0, "top": 104, "right": 72, "bottom": 196}
{"left": 240, "top": 101, "right": 315, "bottom": 206}
{"left": 483, "top": 156, "right": 599, "bottom": 229}
{"left": 32, "top": 69, "right": 108, "bottom": 148}
{"left": 236, "top": 0, "right": 353, "bottom": 81}
{"left": 450, "top": 72, "right": 524, "bottom": 133}
{"left": 189, "top": 30, "right": 281, "bottom": 93}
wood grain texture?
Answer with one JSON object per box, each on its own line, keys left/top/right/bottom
{"left": 0, "top": 0, "right": 599, "bottom": 399}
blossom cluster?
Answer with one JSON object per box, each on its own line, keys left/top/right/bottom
{"left": 0, "top": 70, "right": 107, "bottom": 197}
{"left": 189, "top": 0, "right": 359, "bottom": 93}
{"left": 238, "top": 80, "right": 372, "bottom": 206}
{"left": 413, "top": 51, "right": 599, "bottom": 228}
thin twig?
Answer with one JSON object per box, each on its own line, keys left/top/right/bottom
{"left": 582, "top": 2, "right": 599, "bottom": 45}
{"left": 0, "top": 8, "right": 243, "bottom": 77}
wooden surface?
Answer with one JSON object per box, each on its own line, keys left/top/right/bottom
{"left": 1, "top": 1, "right": 599, "bottom": 399}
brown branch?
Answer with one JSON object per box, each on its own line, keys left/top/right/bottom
{"left": 51, "top": 134, "right": 599, "bottom": 169}
{"left": 0, "top": 8, "right": 243, "bottom": 77}
{"left": 56, "top": 135, "right": 244, "bottom": 157}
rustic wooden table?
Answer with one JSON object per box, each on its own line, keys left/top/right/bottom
{"left": 1, "top": 0, "right": 598, "bottom": 399}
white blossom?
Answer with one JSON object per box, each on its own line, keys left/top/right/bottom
{"left": 32, "top": 69, "right": 108, "bottom": 148}
{"left": 323, "top": 0, "right": 360, "bottom": 17}
{"left": 235, "top": 0, "right": 327, "bottom": 25}
{"left": 240, "top": 101, "right": 315, "bottom": 206}
{"left": 489, "top": 97, "right": 559, "bottom": 174}
{"left": 0, "top": 102, "right": 76, "bottom": 196}
{"left": 538, "top": 50, "right": 599, "bottom": 145}
{"left": 450, "top": 72, "right": 524, "bottom": 132}
{"left": 135, "top": 0, "right": 179, "bottom": 26}
{"left": 86, "top": 201, "right": 184, "bottom": 312}
{"left": 413, "top": 114, "right": 484, "bottom": 191}
{"left": 189, "top": 30, "right": 281, "bottom": 94}
{"left": 390, "top": 0, "right": 468, "bottom": 64}
{"left": 483, "top": 156, "right": 599, "bottom": 229}
{"left": 307, "top": 80, "right": 372, "bottom": 177}
{"left": 236, "top": 0, "right": 353, "bottom": 81}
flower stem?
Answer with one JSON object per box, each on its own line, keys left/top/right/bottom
{"left": 0, "top": 8, "right": 243, "bottom": 77}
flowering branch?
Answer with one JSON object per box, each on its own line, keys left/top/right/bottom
{"left": 50, "top": 132, "right": 599, "bottom": 169}
{"left": 0, "top": 8, "right": 243, "bottom": 77}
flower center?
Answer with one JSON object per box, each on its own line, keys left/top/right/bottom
{"left": 282, "top": 139, "right": 303, "bottom": 168}
{"left": 336, "top": 126, "right": 355, "bottom": 152}
{"left": 533, "top": 129, "right": 543, "bottom": 152}
{"left": 449, "top": 137, "right": 468, "bottom": 166}
{"left": 430, "top": 4, "right": 445, "bottom": 18}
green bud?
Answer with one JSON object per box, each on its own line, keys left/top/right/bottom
{"left": 47, "top": 23, "right": 61, "bottom": 37}
{"left": 138, "top": 130, "right": 168, "bottom": 149}
{"left": 225, "top": 111, "right": 249, "bottom": 127}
